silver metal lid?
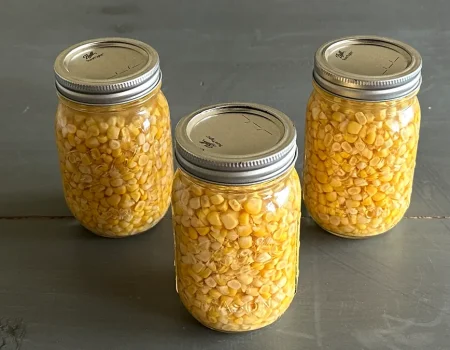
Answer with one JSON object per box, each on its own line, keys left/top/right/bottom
{"left": 175, "top": 103, "right": 298, "bottom": 185}
{"left": 54, "top": 37, "right": 161, "bottom": 104}
{"left": 313, "top": 36, "right": 422, "bottom": 101}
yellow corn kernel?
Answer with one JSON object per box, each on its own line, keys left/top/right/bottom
{"left": 199, "top": 268, "right": 212, "bottom": 279}
{"left": 332, "top": 112, "right": 344, "bottom": 122}
{"left": 210, "top": 194, "right": 224, "bottom": 205}
{"left": 206, "top": 211, "right": 222, "bottom": 226}
{"left": 227, "top": 280, "right": 241, "bottom": 290}
{"left": 316, "top": 172, "right": 328, "bottom": 184}
{"left": 345, "top": 200, "right": 360, "bottom": 208}
{"left": 188, "top": 227, "right": 198, "bottom": 240}
{"left": 253, "top": 227, "right": 268, "bottom": 237}
{"left": 322, "top": 184, "right": 333, "bottom": 193}
{"left": 216, "top": 200, "right": 228, "bottom": 212}
{"left": 220, "top": 211, "right": 239, "bottom": 230}
{"left": 189, "top": 197, "right": 201, "bottom": 210}
{"left": 228, "top": 286, "right": 238, "bottom": 297}
{"left": 344, "top": 134, "right": 358, "bottom": 143}
{"left": 380, "top": 173, "right": 394, "bottom": 182}
{"left": 201, "top": 195, "right": 211, "bottom": 208}
{"left": 237, "top": 225, "right": 252, "bottom": 237}
{"left": 196, "top": 227, "right": 210, "bottom": 236}
{"left": 375, "top": 197, "right": 389, "bottom": 207}
{"left": 107, "top": 126, "right": 120, "bottom": 139}
{"left": 107, "top": 194, "right": 121, "bottom": 207}
{"left": 238, "top": 236, "right": 253, "bottom": 249}
{"left": 190, "top": 185, "right": 203, "bottom": 196}
{"left": 325, "top": 192, "right": 337, "bottom": 202}
{"left": 318, "top": 193, "right": 327, "bottom": 206}
{"left": 372, "top": 192, "right": 386, "bottom": 202}
{"left": 347, "top": 121, "right": 362, "bottom": 135}
{"left": 365, "top": 132, "right": 376, "bottom": 145}
{"left": 114, "top": 186, "right": 127, "bottom": 195}
{"left": 239, "top": 212, "right": 250, "bottom": 225}
{"left": 243, "top": 197, "right": 263, "bottom": 215}
{"left": 226, "top": 199, "right": 240, "bottom": 211}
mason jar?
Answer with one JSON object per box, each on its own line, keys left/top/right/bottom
{"left": 172, "top": 103, "right": 301, "bottom": 332}
{"left": 54, "top": 38, "right": 173, "bottom": 238}
{"left": 303, "top": 36, "right": 422, "bottom": 238}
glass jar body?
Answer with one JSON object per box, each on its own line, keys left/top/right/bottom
{"left": 303, "top": 82, "right": 421, "bottom": 238}
{"left": 55, "top": 87, "right": 173, "bottom": 237}
{"left": 171, "top": 167, "right": 301, "bottom": 332}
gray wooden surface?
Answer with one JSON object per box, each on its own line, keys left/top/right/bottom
{"left": 0, "top": 0, "right": 449, "bottom": 349}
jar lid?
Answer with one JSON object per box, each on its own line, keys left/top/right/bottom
{"left": 54, "top": 37, "right": 161, "bottom": 105}
{"left": 175, "top": 103, "right": 298, "bottom": 185}
{"left": 313, "top": 35, "right": 422, "bottom": 101}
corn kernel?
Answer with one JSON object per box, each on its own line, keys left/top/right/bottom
{"left": 243, "top": 198, "right": 263, "bottom": 215}
{"left": 107, "top": 126, "right": 120, "bottom": 140}
{"left": 210, "top": 194, "right": 224, "bottom": 205}
{"left": 207, "top": 212, "right": 222, "bottom": 226}
{"left": 316, "top": 172, "right": 328, "bottom": 184}
{"left": 237, "top": 225, "right": 252, "bottom": 237}
{"left": 196, "top": 227, "right": 210, "bottom": 236}
{"left": 229, "top": 199, "right": 241, "bottom": 211}
{"left": 220, "top": 211, "right": 239, "bottom": 230}
{"left": 238, "top": 236, "right": 253, "bottom": 249}
{"left": 325, "top": 192, "right": 337, "bottom": 202}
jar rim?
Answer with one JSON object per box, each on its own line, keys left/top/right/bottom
{"left": 175, "top": 103, "right": 298, "bottom": 185}
{"left": 314, "top": 35, "right": 422, "bottom": 101}
{"left": 54, "top": 37, "right": 161, "bottom": 105}
{"left": 56, "top": 83, "right": 161, "bottom": 111}
{"left": 312, "top": 78, "right": 420, "bottom": 104}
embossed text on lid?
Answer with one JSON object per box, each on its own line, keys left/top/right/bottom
{"left": 175, "top": 103, "right": 298, "bottom": 185}
{"left": 54, "top": 37, "right": 161, "bottom": 104}
{"left": 314, "top": 36, "right": 422, "bottom": 100}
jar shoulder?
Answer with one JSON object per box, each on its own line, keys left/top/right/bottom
{"left": 55, "top": 88, "right": 170, "bottom": 127}
{"left": 307, "top": 85, "right": 421, "bottom": 115}
{"left": 173, "top": 168, "right": 301, "bottom": 214}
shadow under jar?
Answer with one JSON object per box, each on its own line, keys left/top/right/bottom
{"left": 303, "top": 36, "right": 422, "bottom": 238}
{"left": 172, "top": 103, "right": 301, "bottom": 332}
{"left": 54, "top": 38, "right": 173, "bottom": 238}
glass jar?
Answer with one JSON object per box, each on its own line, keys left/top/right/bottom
{"left": 54, "top": 38, "right": 173, "bottom": 238}
{"left": 303, "top": 36, "right": 422, "bottom": 238}
{"left": 172, "top": 103, "right": 301, "bottom": 332}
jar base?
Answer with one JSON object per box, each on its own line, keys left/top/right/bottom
{"left": 313, "top": 219, "right": 397, "bottom": 239}
{"left": 81, "top": 200, "right": 171, "bottom": 238}
{"left": 186, "top": 308, "right": 285, "bottom": 333}
{"left": 88, "top": 218, "right": 160, "bottom": 238}
{"left": 178, "top": 292, "right": 294, "bottom": 333}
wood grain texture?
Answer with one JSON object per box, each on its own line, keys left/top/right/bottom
{"left": 0, "top": 218, "right": 449, "bottom": 350}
